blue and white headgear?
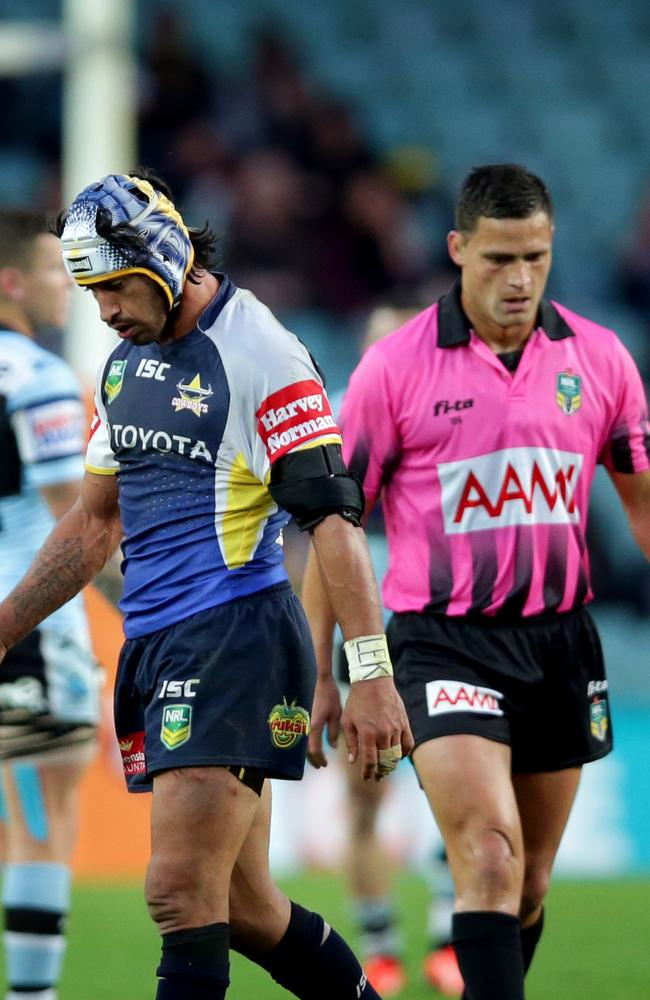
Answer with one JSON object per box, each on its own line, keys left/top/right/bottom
{"left": 60, "top": 174, "right": 194, "bottom": 308}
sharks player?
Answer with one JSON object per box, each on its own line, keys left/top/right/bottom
{"left": 0, "top": 170, "right": 412, "bottom": 1000}
{"left": 0, "top": 209, "right": 101, "bottom": 1000}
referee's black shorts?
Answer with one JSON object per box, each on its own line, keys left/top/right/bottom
{"left": 387, "top": 606, "right": 612, "bottom": 773}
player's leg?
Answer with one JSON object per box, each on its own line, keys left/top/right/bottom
{"left": 513, "top": 767, "right": 581, "bottom": 975}
{"left": 229, "top": 780, "right": 382, "bottom": 999}
{"left": 2, "top": 749, "right": 92, "bottom": 1000}
{"left": 423, "top": 843, "right": 464, "bottom": 996}
{"left": 343, "top": 745, "right": 406, "bottom": 997}
{"left": 147, "top": 764, "right": 261, "bottom": 1000}
{"left": 413, "top": 735, "right": 526, "bottom": 1000}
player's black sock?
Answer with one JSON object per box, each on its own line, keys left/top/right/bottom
{"left": 242, "top": 900, "right": 381, "bottom": 999}
{"left": 453, "top": 911, "right": 524, "bottom": 1000}
{"left": 521, "top": 908, "right": 545, "bottom": 974}
{"left": 155, "top": 922, "right": 230, "bottom": 999}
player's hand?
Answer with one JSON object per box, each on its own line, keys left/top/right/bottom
{"left": 342, "top": 676, "right": 414, "bottom": 781}
{"left": 307, "top": 674, "right": 343, "bottom": 769}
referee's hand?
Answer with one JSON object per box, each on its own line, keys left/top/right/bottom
{"left": 343, "top": 677, "right": 414, "bottom": 781}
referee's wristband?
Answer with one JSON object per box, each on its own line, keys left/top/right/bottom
{"left": 344, "top": 634, "right": 394, "bottom": 683}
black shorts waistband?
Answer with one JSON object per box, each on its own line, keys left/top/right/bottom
{"left": 395, "top": 605, "right": 589, "bottom": 630}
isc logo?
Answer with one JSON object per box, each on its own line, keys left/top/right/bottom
{"left": 158, "top": 679, "right": 200, "bottom": 698}
{"left": 135, "top": 358, "right": 171, "bottom": 381}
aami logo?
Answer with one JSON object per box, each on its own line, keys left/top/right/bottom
{"left": 438, "top": 446, "right": 583, "bottom": 534}
{"left": 426, "top": 680, "right": 504, "bottom": 717}
{"left": 256, "top": 378, "right": 340, "bottom": 462}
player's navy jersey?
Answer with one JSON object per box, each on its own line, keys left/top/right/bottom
{"left": 0, "top": 329, "right": 89, "bottom": 640}
{"left": 87, "top": 275, "right": 341, "bottom": 638}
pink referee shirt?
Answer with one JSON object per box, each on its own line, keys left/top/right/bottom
{"left": 341, "top": 283, "right": 650, "bottom": 619}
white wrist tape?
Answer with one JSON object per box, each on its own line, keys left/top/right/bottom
{"left": 344, "top": 633, "right": 394, "bottom": 683}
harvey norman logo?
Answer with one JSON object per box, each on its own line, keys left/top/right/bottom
{"left": 438, "top": 446, "right": 583, "bottom": 534}
{"left": 426, "top": 681, "right": 504, "bottom": 717}
{"left": 257, "top": 378, "right": 339, "bottom": 461}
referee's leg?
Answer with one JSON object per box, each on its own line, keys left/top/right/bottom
{"left": 413, "top": 734, "right": 526, "bottom": 1000}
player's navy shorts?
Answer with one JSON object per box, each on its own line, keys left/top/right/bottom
{"left": 387, "top": 606, "right": 612, "bottom": 773}
{"left": 0, "top": 628, "right": 99, "bottom": 761}
{"left": 114, "top": 582, "right": 317, "bottom": 792}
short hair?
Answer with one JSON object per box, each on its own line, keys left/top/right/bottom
{"left": 0, "top": 209, "right": 46, "bottom": 270}
{"left": 455, "top": 164, "right": 553, "bottom": 235}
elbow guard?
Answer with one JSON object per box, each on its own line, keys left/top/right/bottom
{"left": 269, "top": 444, "right": 365, "bottom": 532}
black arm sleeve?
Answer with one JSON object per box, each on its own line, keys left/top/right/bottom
{"left": 269, "top": 443, "right": 365, "bottom": 532}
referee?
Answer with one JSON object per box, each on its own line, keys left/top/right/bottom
{"left": 303, "top": 163, "right": 650, "bottom": 999}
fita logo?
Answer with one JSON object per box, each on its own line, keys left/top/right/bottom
{"left": 104, "top": 359, "right": 127, "bottom": 404}
{"left": 172, "top": 373, "right": 213, "bottom": 416}
{"left": 556, "top": 369, "right": 582, "bottom": 415}
{"left": 268, "top": 697, "right": 310, "bottom": 749}
{"left": 161, "top": 704, "right": 192, "bottom": 750}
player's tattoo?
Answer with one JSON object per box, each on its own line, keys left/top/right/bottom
{"left": 8, "top": 536, "right": 86, "bottom": 630}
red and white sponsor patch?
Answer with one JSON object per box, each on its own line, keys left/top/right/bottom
{"left": 438, "top": 446, "right": 583, "bottom": 534}
{"left": 88, "top": 406, "right": 101, "bottom": 442}
{"left": 425, "top": 680, "right": 504, "bottom": 717}
{"left": 256, "top": 378, "right": 340, "bottom": 462}
{"left": 14, "top": 398, "right": 85, "bottom": 463}
{"left": 118, "top": 730, "right": 146, "bottom": 776}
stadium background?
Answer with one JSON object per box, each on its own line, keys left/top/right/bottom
{"left": 1, "top": 1, "right": 650, "bottom": 997}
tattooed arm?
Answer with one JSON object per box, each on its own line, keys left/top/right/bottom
{"left": 0, "top": 471, "right": 121, "bottom": 657}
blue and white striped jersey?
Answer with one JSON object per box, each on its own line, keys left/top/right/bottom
{"left": 86, "top": 276, "right": 341, "bottom": 638}
{"left": 0, "top": 329, "right": 90, "bottom": 640}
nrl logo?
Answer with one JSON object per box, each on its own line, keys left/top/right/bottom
{"left": 104, "top": 359, "right": 127, "bottom": 404}
{"left": 556, "top": 369, "right": 581, "bottom": 415}
{"left": 589, "top": 697, "right": 609, "bottom": 743}
{"left": 161, "top": 704, "right": 192, "bottom": 750}
{"left": 172, "top": 373, "right": 213, "bottom": 416}
{"left": 268, "top": 697, "right": 310, "bottom": 749}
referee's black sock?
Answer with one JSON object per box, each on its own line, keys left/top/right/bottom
{"left": 155, "top": 922, "right": 230, "bottom": 999}
{"left": 521, "top": 908, "right": 545, "bottom": 974}
{"left": 453, "top": 911, "right": 524, "bottom": 1000}
{"left": 245, "top": 900, "right": 381, "bottom": 999}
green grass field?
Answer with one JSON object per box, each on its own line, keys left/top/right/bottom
{"left": 2, "top": 873, "right": 649, "bottom": 998}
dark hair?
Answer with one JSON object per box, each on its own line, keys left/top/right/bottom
{"left": 455, "top": 164, "right": 553, "bottom": 235}
{"left": 51, "top": 166, "right": 220, "bottom": 282}
{"left": 0, "top": 209, "right": 47, "bottom": 270}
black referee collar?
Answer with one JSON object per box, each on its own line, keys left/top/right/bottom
{"left": 436, "top": 280, "right": 574, "bottom": 347}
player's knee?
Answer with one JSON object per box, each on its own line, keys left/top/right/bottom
{"left": 145, "top": 853, "right": 209, "bottom": 930}
{"left": 348, "top": 796, "right": 380, "bottom": 838}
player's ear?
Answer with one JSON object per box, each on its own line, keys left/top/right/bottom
{"left": 447, "top": 230, "right": 465, "bottom": 267}
{"left": 0, "top": 266, "right": 25, "bottom": 304}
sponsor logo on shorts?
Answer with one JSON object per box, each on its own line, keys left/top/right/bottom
{"left": 589, "top": 696, "right": 609, "bottom": 742}
{"left": 104, "top": 360, "right": 127, "bottom": 404}
{"left": 438, "top": 446, "right": 583, "bottom": 534}
{"left": 587, "top": 679, "right": 608, "bottom": 698}
{"left": 425, "top": 680, "right": 504, "bottom": 717}
{"left": 119, "top": 730, "right": 146, "bottom": 775}
{"left": 268, "top": 697, "right": 310, "bottom": 748}
{"left": 256, "top": 379, "right": 340, "bottom": 462}
{"left": 556, "top": 369, "right": 582, "bottom": 415}
{"left": 158, "top": 679, "right": 200, "bottom": 698}
{"left": 161, "top": 704, "right": 192, "bottom": 750}
{"left": 172, "top": 373, "right": 213, "bottom": 416}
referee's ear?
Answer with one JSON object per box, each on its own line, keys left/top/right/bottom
{"left": 447, "top": 230, "right": 465, "bottom": 267}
